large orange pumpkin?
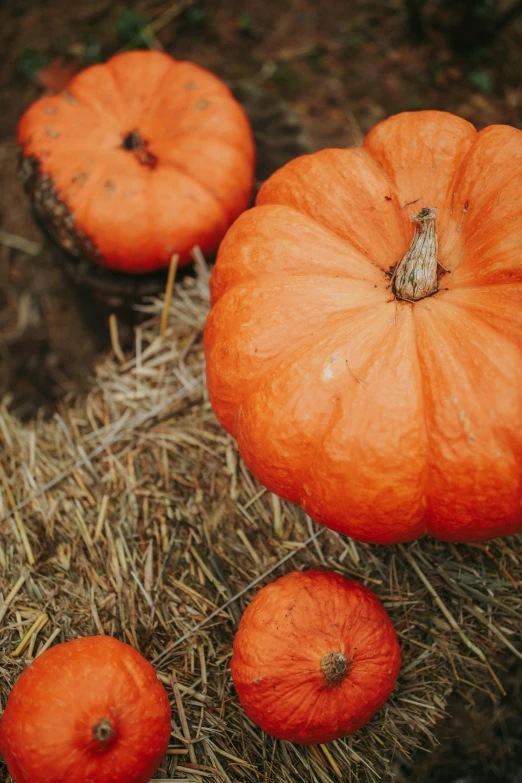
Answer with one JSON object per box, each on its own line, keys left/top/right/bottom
{"left": 0, "top": 635, "right": 171, "bottom": 783}
{"left": 205, "top": 110, "right": 522, "bottom": 544}
{"left": 18, "top": 50, "right": 255, "bottom": 273}
{"left": 231, "top": 569, "right": 401, "bottom": 744}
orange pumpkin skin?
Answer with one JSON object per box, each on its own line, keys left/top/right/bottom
{"left": 18, "top": 50, "right": 255, "bottom": 273}
{"left": 0, "top": 636, "right": 171, "bottom": 783}
{"left": 205, "top": 110, "right": 522, "bottom": 544}
{"left": 231, "top": 570, "right": 401, "bottom": 744}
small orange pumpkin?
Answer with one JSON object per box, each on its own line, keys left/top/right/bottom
{"left": 231, "top": 569, "right": 401, "bottom": 744}
{"left": 205, "top": 110, "right": 522, "bottom": 544}
{"left": 0, "top": 635, "right": 171, "bottom": 783}
{"left": 18, "top": 50, "right": 255, "bottom": 273}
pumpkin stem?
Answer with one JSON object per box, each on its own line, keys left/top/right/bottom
{"left": 93, "top": 718, "right": 116, "bottom": 745}
{"left": 122, "top": 130, "right": 144, "bottom": 152}
{"left": 321, "top": 651, "right": 348, "bottom": 684}
{"left": 121, "top": 130, "right": 158, "bottom": 169}
{"left": 393, "top": 207, "right": 438, "bottom": 302}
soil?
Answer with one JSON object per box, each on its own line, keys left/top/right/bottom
{"left": 2, "top": 0, "right": 522, "bottom": 778}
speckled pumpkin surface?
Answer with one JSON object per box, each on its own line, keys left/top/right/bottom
{"left": 17, "top": 50, "right": 255, "bottom": 273}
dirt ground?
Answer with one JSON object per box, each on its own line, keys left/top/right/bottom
{"left": 2, "top": 0, "right": 522, "bottom": 780}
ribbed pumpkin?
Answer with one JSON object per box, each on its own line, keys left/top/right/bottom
{"left": 0, "top": 635, "right": 171, "bottom": 783}
{"left": 18, "top": 50, "right": 255, "bottom": 273}
{"left": 205, "top": 110, "right": 522, "bottom": 544}
{"left": 231, "top": 570, "right": 401, "bottom": 744}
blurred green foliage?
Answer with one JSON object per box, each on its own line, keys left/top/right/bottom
{"left": 115, "top": 6, "right": 149, "bottom": 49}
{"left": 17, "top": 47, "right": 51, "bottom": 82}
{"left": 467, "top": 68, "right": 494, "bottom": 93}
{"left": 238, "top": 13, "right": 254, "bottom": 36}
{"left": 179, "top": 6, "right": 207, "bottom": 35}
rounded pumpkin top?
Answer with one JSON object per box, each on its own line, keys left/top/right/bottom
{"left": 18, "top": 50, "right": 255, "bottom": 273}
{"left": 231, "top": 569, "right": 401, "bottom": 744}
{"left": 205, "top": 110, "right": 522, "bottom": 544}
{"left": 0, "top": 635, "right": 171, "bottom": 783}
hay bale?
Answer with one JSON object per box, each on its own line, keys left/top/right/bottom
{"left": 1, "top": 266, "right": 521, "bottom": 783}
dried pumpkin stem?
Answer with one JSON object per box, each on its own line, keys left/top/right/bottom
{"left": 121, "top": 129, "right": 157, "bottom": 169}
{"left": 321, "top": 651, "right": 348, "bottom": 684}
{"left": 93, "top": 718, "right": 116, "bottom": 744}
{"left": 394, "top": 207, "right": 438, "bottom": 302}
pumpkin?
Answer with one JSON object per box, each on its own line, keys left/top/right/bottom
{"left": 204, "top": 110, "right": 522, "bottom": 545}
{"left": 231, "top": 569, "right": 401, "bottom": 744}
{"left": 0, "top": 635, "right": 171, "bottom": 783}
{"left": 17, "top": 50, "right": 255, "bottom": 274}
